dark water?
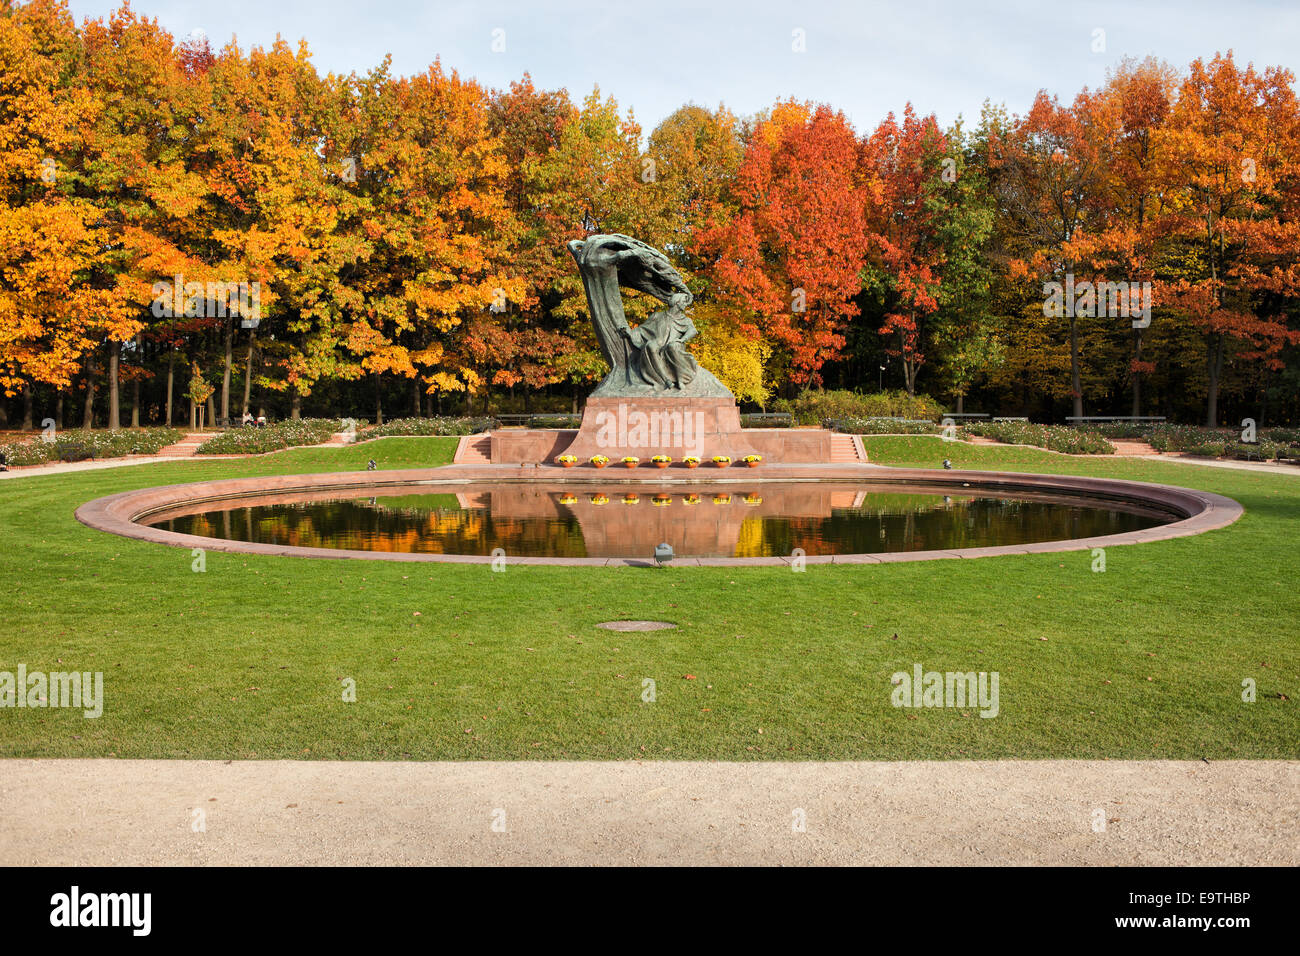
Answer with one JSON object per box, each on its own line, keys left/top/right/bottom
{"left": 147, "top": 482, "right": 1175, "bottom": 559}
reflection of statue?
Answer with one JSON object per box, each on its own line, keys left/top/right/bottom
{"left": 567, "top": 234, "right": 732, "bottom": 398}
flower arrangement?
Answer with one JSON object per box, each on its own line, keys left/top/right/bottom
{"left": 590, "top": 455, "right": 609, "bottom": 468}
{"left": 622, "top": 455, "right": 640, "bottom": 468}
{"left": 742, "top": 454, "right": 762, "bottom": 467}
{"left": 652, "top": 494, "right": 672, "bottom": 507}
{"left": 651, "top": 454, "right": 672, "bottom": 468}
{"left": 589, "top": 494, "right": 609, "bottom": 506}
{"left": 556, "top": 454, "right": 578, "bottom": 468}
{"left": 743, "top": 493, "right": 763, "bottom": 505}
{"left": 682, "top": 455, "right": 700, "bottom": 468}
{"left": 682, "top": 494, "right": 701, "bottom": 505}
{"left": 622, "top": 493, "right": 640, "bottom": 505}
{"left": 713, "top": 494, "right": 732, "bottom": 505}
{"left": 712, "top": 455, "right": 731, "bottom": 468}
{"left": 559, "top": 494, "right": 578, "bottom": 505}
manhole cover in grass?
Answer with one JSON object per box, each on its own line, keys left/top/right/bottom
{"left": 595, "top": 620, "right": 678, "bottom": 632}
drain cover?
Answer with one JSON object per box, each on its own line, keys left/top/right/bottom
{"left": 595, "top": 620, "right": 678, "bottom": 632}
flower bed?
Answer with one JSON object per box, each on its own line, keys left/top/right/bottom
{"left": 834, "top": 417, "right": 943, "bottom": 435}
{"left": 966, "top": 422, "right": 1115, "bottom": 455}
{"left": 359, "top": 416, "right": 492, "bottom": 438}
{"left": 0, "top": 428, "right": 183, "bottom": 465}
{"left": 197, "top": 419, "right": 341, "bottom": 455}
{"left": 775, "top": 389, "right": 944, "bottom": 426}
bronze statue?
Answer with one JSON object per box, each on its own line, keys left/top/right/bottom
{"left": 567, "top": 234, "right": 732, "bottom": 398}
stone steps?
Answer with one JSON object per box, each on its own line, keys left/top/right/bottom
{"left": 454, "top": 434, "right": 493, "bottom": 464}
{"left": 156, "top": 433, "right": 215, "bottom": 457}
{"left": 830, "top": 433, "right": 865, "bottom": 463}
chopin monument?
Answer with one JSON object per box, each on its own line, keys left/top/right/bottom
{"left": 557, "top": 234, "right": 759, "bottom": 462}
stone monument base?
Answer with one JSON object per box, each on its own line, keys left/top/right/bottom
{"left": 557, "top": 396, "right": 759, "bottom": 463}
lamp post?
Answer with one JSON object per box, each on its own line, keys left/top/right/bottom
{"left": 879, "top": 364, "right": 886, "bottom": 391}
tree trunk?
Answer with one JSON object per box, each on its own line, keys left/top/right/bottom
{"left": 131, "top": 375, "right": 141, "bottom": 427}
{"left": 21, "top": 385, "right": 34, "bottom": 430}
{"left": 0, "top": 399, "right": 7, "bottom": 428}
{"left": 955, "top": 394, "right": 965, "bottom": 415}
{"left": 108, "top": 339, "right": 121, "bottom": 430}
{"left": 241, "top": 329, "right": 256, "bottom": 416}
{"left": 205, "top": 392, "right": 217, "bottom": 431}
{"left": 290, "top": 392, "right": 301, "bottom": 420}
{"left": 82, "top": 356, "right": 96, "bottom": 429}
{"left": 1130, "top": 329, "right": 1143, "bottom": 418}
{"left": 190, "top": 398, "right": 197, "bottom": 431}
{"left": 374, "top": 372, "right": 383, "bottom": 425}
{"left": 165, "top": 348, "right": 175, "bottom": 427}
{"left": 1069, "top": 317, "right": 1083, "bottom": 421}
{"left": 55, "top": 393, "right": 63, "bottom": 430}
{"left": 412, "top": 376, "right": 421, "bottom": 417}
{"left": 221, "top": 320, "right": 233, "bottom": 421}
{"left": 1205, "top": 334, "right": 1224, "bottom": 427}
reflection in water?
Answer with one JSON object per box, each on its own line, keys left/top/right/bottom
{"left": 148, "top": 482, "right": 1175, "bottom": 559}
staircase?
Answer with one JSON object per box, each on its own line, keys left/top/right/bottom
{"left": 454, "top": 434, "right": 492, "bottom": 464}
{"left": 830, "top": 433, "right": 867, "bottom": 463}
{"left": 156, "top": 433, "right": 215, "bottom": 458}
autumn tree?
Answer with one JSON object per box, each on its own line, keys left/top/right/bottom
{"left": 1158, "top": 52, "right": 1300, "bottom": 425}
{"left": 698, "top": 101, "right": 871, "bottom": 390}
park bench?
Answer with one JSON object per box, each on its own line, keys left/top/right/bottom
{"left": 493, "top": 414, "right": 532, "bottom": 427}
{"left": 57, "top": 442, "right": 94, "bottom": 463}
{"left": 1066, "top": 416, "right": 1166, "bottom": 425}
{"left": 940, "top": 412, "right": 989, "bottom": 419}
{"left": 493, "top": 413, "right": 582, "bottom": 428}
{"left": 740, "top": 412, "right": 793, "bottom": 428}
{"left": 525, "top": 413, "right": 582, "bottom": 428}
{"left": 0, "top": 451, "right": 7, "bottom": 472}
{"left": 993, "top": 416, "right": 1029, "bottom": 422}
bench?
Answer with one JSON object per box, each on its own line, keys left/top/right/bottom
{"left": 740, "top": 412, "right": 793, "bottom": 428}
{"left": 57, "top": 442, "right": 94, "bottom": 463}
{"left": 0, "top": 451, "right": 7, "bottom": 472}
{"left": 525, "top": 413, "right": 582, "bottom": 428}
{"left": 993, "top": 416, "right": 1029, "bottom": 422}
{"left": 493, "top": 414, "right": 532, "bottom": 427}
{"left": 493, "top": 413, "right": 582, "bottom": 429}
{"left": 1065, "top": 416, "right": 1166, "bottom": 424}
{"left": 940, "top": 412, "right": 989, "bottom": 419}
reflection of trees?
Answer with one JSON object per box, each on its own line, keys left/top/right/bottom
{"left": 165, "top": 490, "right": 1161, "bottom": 559}
{"left": 168, "top": 497, "right": 589, "bottom": 557}
{"left": 734, "top": 496, "right": 1158, "bottom": 558}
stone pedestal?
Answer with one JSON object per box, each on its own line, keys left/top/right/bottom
{"left": 557, "top": 396, "right": 759, "bottom": 464}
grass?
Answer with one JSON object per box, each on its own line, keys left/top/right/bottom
{"left": 0, "top": 434, "right": 1295, "bottom": 761}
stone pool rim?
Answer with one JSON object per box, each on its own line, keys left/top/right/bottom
{"left": 74, "top": 463, "right": 1244, "bottom": 567}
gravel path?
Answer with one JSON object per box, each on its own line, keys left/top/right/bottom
{"left": 2, "top": 759, "right": 1294, "bottom": 866}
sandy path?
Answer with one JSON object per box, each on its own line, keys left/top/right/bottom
{"left": 2, "top": 759, "right": 1294, "bottom": 866}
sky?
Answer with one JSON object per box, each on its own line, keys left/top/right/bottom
{"left": 66, "top": 0, "right": 1300, "bottom": 134}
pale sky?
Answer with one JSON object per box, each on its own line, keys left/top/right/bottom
{"left": 68, "top": 0, "right": 1299, "bottom": 135}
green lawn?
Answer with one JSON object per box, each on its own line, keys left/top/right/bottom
{"left": 0, "top": 435, "right": 1295, "bottom": 760}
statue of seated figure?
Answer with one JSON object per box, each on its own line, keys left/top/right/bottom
{"left": 619, "top": 292, "right": 699, "bottom": 390}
